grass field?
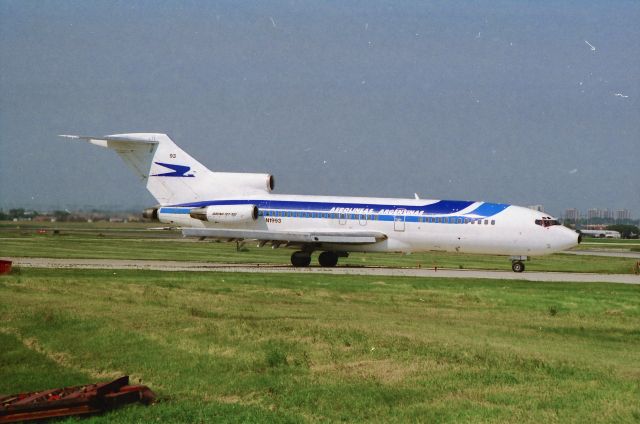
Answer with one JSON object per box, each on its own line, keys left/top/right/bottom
{"left": 1, "top": 268, "right": 639, "bottom": 423}
{"left": 1, "top": 222, "right": 638, "bottom": 274}
{"left": 576, "top": 238, "right": 640, "bottom": 252}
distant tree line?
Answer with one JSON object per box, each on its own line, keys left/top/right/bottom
{"left": 0, "top": 209, "right": 74, "bottom": 221}
{"left": 0, "top": 208, "right": 142, "bottom": 222}
{"left": 0, "top": 208, "right": 30, "bottom": 220}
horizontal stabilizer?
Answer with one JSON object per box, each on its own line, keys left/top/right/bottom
{"left": 60, "top": 134, "right": 159, "bottom": 147}
{"left": 182, "top": 228, "right": 387, "bottom": 244}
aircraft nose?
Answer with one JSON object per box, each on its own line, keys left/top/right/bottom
{"left": 560, "top": 227, "right": 580, "bottom": 250}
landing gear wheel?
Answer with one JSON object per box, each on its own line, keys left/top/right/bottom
{"left": 291, "top": 251, "right": 311, "bottom": 267}
{"left": 318, "top": 251, "right": 339, "bottom": 267}
{"left": 512, "top": 261, "right": 525, "bottom": 273}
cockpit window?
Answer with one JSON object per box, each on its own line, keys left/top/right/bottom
{"left": 535, "top": 218, "right": 560, "bottom": 227}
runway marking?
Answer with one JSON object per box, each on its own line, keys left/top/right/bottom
{"left": 5, "top": 257, "right": 639, "bottom": 285}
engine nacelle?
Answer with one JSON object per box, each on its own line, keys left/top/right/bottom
{"left": 142, "top": 207, "right": 159, "bottom": 221}
{"left": 210, "top": 172, "right": 274, "bottom": 193}
{"left": 189, "top": 204, "right": 259, "bottom": 223}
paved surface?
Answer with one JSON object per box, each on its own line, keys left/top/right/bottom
{"left": 6, "top": 257, "right": 640, "bottom": 284}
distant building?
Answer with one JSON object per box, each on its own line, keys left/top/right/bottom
{"left": 616, "top": 209, "right": 631, "bottom": 221}
{"left": 528, "top": 205, "right": 544, "bottom": 212}
{"left": 565, "top": 208, "right": 579, "bottom": 221}
{"left": 587, "top": 208, "right": 601, "bottom": 220}
{"left": 583, "top": 224, "right": 607, "bottom": 230}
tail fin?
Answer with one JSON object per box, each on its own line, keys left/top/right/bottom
{"left": 61, "top": 133, "right": 273, "bottom": 205}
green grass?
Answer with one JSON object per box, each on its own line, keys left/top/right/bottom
{"left": 579, "top": 238, "right": 640, "bottom": 244}
{"left": 575, "top": 238, "right": 640, "bottom": 251}
{"left": 1, "top": 268, "right": 639, "bottom": 422}
{"left": 0, "top": 222, "right": 637, "bottom": 274}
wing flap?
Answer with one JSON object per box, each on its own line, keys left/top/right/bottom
{"left": 182, "top": 228, "right": 387, "bottom": 244}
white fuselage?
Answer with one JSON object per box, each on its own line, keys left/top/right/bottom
{"left": 157, "top": 194, "right": 579, "bottom": 256}
{"left": 63, "top": 132, "right": 579, "bottom": 260}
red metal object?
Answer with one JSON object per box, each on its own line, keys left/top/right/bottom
{"left": 0, "top": 376, "right": 155, "bottom": 423}
{"left": 0, "top": 260, "right": 11, "bottom": 275}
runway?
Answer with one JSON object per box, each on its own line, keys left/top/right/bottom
{"left": 6, "top": 257, "right": 640, "bottom": 285}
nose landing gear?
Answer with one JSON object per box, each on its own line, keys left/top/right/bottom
{"left": 510, "top": 256, "right": 527, "bottom": 273}
{"left": 511, "top": 261, "right": 525, "bottom": 273}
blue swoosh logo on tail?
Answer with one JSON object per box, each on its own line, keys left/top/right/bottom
{"left": 151, "top": 162, "right": 195, "bottom": 177}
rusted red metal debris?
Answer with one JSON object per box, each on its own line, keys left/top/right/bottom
{"left": 0, "top": 376, "right": 155, "bottom": 423}
{"left": 0, "top": 260, "right": 11, "bottom": 275}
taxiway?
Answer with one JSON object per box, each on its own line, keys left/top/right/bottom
{"left": 7, "top": 257, "right": 639, "bottom": 284}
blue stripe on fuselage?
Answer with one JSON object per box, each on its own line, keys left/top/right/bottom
{"left": 160, "top": 207, "right": 191, "bottom": 214}
{"left": 159, "top": 199, "right": 510, "bottom": 218}
{"left": 463, "top": 202, "right": 509, "bottom": 217}
{"left": 171, "top": 199, "right": 475, "bottom": 214}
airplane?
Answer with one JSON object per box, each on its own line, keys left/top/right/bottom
{"left": 61, "top": 133, "right": 581, "bottom": 272}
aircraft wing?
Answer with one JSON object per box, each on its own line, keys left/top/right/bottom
{"left": 182, "top": 228, "right": 387, "bottom": 245}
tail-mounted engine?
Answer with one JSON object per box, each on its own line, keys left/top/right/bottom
{"left": 211, "top": 173, "right": 274, "bottom": 193}
{"left": 142, "top": 207, "right": 159, "bottom": 221}
{"left": 189, "top": 204, "right": 259, "bottom": 224}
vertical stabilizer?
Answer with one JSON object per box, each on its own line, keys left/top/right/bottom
{"left": 61, "top": 133, "right": 274, "bottom": 205}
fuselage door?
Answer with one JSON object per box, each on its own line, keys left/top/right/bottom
{"left": 394, "top": 209, "right": 406, "bottom": 232}
{"left": 359, "top": 213, "right": 367, "bottom": 226}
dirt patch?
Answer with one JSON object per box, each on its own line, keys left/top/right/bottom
{"left": 313, "top": 358, "right": 435, "bottom": 384}
{"left": 0, "top": 327, "right": 140, "bottom": 382}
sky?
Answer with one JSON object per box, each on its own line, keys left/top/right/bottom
{"left": 1, "top": 1, "right": 638, "bottom": 217}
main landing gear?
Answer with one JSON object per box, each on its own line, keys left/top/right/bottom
{"left": 291, "top": 251, "right": 312, "bottom": 267}
{"left": 290, "top": 251, "right": 345, "bottom": 267}
{"left": 318, "top": 251, "right": 339, "bottom": 267}
{"left": 510, "top": 256, "right": 527, "bottom": 273}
